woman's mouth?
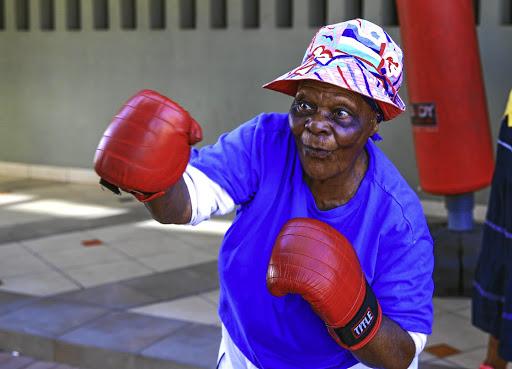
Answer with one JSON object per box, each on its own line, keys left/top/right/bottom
{"left": 304, "top": 145, "right": 332, "bottom": 158}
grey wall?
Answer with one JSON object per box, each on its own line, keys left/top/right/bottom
{"left": 1, "top": 0, "right": 511, "bottom": 204}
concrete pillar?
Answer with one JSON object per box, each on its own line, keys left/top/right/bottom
{"left": 167, "top": 0, "right": 180, "bottom": 31}
{"left": 260, "top": 0, "right": 273, "bottom": 28}
{"left": 54, "top": 0, "right": 66, "bottom": 31}
{"left": 81, "top": 0, "right": 93, "bottom": 31}
{"left": 327, "top": 0, "right": 362, "bottom": 24}
{"left": 197, "top": 0, "right": 210, "bottom": 30}
{"left": 109, "top": 0, "right": 121, "bottom": 31}
{"left": 30, "top": 0, "right": 40, "bottom": 31}
{"left": 227, "top": 0, "right": 242, "bottom": 28}
{"left": 5, "top": 0, "right": 15, "bottom": 30}
{"left": 293, "top": 0, "right": 309, "bottom": 29}
{"left": 136, "top": 0, "right": 149, "bottom": 30}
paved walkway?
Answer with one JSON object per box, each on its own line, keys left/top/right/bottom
{"left": 0, "top": 175, "right": 492, "bottom": 368}
{"left": 0, "top": 350, "right": 83, "bottom": 368}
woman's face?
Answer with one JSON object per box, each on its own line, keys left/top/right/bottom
{"left": 289, "top": 80, "right": 379, "bottom": 181}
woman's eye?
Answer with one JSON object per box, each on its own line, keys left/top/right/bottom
{"left": 334, "top": 109, "right": 349, "bottom": 119}
{"left": 297, "top": 101, "right": 311, "bottom": 111}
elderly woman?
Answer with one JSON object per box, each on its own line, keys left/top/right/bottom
{"left": 94, "top": 19, "right": 434, "bottom": 369}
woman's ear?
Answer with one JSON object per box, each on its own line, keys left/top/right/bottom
{"left": 370, "top": 118, "right": 379, "bottom": 137}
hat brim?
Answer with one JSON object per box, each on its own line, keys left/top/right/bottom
{"left": 262, "top": 60, "right": 405, "bottom": 121}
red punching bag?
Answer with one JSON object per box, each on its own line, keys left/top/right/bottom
{"left": 396, "top": 0, "right": 494, "bottom": 195}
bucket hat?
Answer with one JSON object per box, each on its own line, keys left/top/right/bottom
{"left": 263, "top": 19, "right": 406, "bottom": 121}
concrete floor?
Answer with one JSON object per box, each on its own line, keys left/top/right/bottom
{"left": 0, "top": 175, "right": 493, "bottom": 368}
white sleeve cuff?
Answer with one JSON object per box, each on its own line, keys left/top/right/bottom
{"left": 407, "top": 331, "right": 427, "bottom": 357}
{"left": 183, "top": 164, "right": 235, "bottom": 226}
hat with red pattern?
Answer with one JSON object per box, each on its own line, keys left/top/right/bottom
{"left": 263, "top": 18, "right": 405, "bottom": 121}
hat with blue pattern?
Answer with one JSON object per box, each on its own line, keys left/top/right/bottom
{"left": 263, "top": 19, "right": 406, "bottom": 121}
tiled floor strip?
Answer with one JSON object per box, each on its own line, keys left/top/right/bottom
{"left": 0, "top": 176, "right": 492, "bottom": 368}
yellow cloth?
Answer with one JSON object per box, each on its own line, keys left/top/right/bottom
{"left": 506, "top": 89, "right": 512, "bottom": 126}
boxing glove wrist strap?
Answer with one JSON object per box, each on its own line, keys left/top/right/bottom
{"left": 131, "top": 190, "right": 166, "bottom": 202}
{"left": 99, "top": 178, "right": 165, "bottom": 203}
{"left": 328, "top": 280, "right": 382, "bottom": 350}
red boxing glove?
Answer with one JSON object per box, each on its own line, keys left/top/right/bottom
{"left": 267, "top": 218, "right": 382, "bottom": 350}
{"left": 94, "top": 90, "right": 202, "bottom": 202}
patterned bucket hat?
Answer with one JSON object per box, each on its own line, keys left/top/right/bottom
{"left": 263, "top": 19, "right": 406, "bottom": 121}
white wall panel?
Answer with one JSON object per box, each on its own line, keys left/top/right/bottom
{"left": 1, "top": 0, "right": 511, "bottom": 204}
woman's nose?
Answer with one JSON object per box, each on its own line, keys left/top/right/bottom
{"left": 306, "top": 115, "right": 331, "bottom": 134}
